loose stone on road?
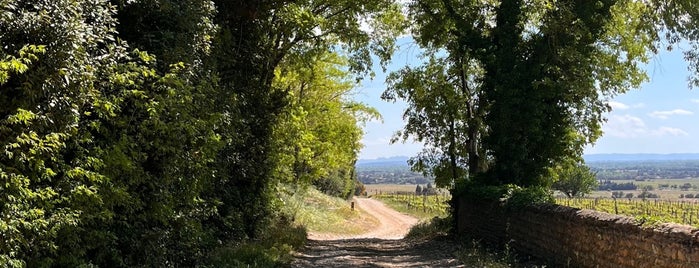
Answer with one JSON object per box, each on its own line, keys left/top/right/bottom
{"left": 291, "top": 197, "right": 464, "bottom": 267}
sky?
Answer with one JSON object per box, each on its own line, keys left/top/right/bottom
{"left": 353, "top": 37, "right": 699, "bottom": 160}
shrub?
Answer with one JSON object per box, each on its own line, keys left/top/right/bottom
{"left": 405, "top": 217, "right": 452, "bottom": 240}
{"left": 206, "top": 217, "right": 306, "bottom": 267}
{"left": 503, "top": 185, "right": 554, "bottom": 210}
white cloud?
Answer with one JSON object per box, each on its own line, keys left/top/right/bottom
{"left": 632, "top": 103, "right": 646, "bottom": 108}
{"left": 603, "top": 114, "right": 647, "bottom": 138}
{"left": 692, "top": 99, "right": 699, "bottom": 104}
{"left": 603, "top": 114, "right": 691, "bottom": 139}
{"left": 651, "top": 127, "right": 689, "bottom": 137}
{"left": 607, "top": 101, "right": 630, "bottom": 110}
{"left": 648, "top": 109, "right": 693, "bottom": 119}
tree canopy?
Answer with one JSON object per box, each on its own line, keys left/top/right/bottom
{"left": 0, "top": 0, "right": 402, "bottom": 266}
{"left": 390, "top": 0, "right": 698, "bottom": 191}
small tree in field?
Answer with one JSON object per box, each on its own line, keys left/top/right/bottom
{"left": 553, "top": 162, "right": 598, "bottom": 198}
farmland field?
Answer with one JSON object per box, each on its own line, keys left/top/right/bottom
{"left": 365, "top": 184, "right": 422, "bottom": 195}
{"left": 556, "top": 197, "right": 699, "bottom": 228}
{"left": 365, "top": 182, "right": 699, "bottom": 227}
{"left": 364, "top": 184, "right": 450, "bottom": 220}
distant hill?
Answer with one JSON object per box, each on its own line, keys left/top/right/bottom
{"left": 356, "top": 156, "right": 410, "bottom": 167}
{"left": 355, "top": 156, "right": 430, "bottom": 184}
{"left": 356, "top": 154, "right": 699, "bottom": 183}
{"left": 584, "top": 154, "right": 699, "bottom": 162}
{"left": 358, "top": 154, "right": 699, "bottom": 166}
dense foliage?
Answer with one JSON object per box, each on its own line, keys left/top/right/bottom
{"left": 0, "top": 0, "right": 402, "bottom": 266}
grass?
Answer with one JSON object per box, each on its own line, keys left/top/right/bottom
{"left": 206, "top": 184, "right": 381, "bottom": 267}
{"left": 405, "top": 216, "right": 451, "bottom": 240}
{"left": 281, "top": 185, "right": 378, "bottom": 235}
{"left": 374, "top": 193, "right": 449, "bottom": 220}
{"left": 405, "top": 217, "right": 545, "bottom": 267}
{"left": 456, "top": 239, "right": 549, "bottom": 268}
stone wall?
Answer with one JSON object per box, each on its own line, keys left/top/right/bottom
{"left": 456, "top": 198, "right": 699, "bottom": 268}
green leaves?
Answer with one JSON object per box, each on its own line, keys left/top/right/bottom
{"left": 0, "top": 45, "right": 45, "bottom": 84}
{"left": 385, "top": 50, "right": 484, "bottom": 188}
{"left": 271, "top": 52, "right": 369, "bottom": 198}
{"left": 1, "top": 0, "right": 402, "bottom": 265}
{"left": 551, "top": 161, "right": 598, "bottom": 198}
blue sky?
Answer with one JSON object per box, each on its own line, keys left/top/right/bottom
{"left": 354, "top": 37, "right": 698, "bottom": 160}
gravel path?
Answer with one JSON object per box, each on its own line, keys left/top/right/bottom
{"left": 291, "top": 197, "right": 464, "bottom": 267}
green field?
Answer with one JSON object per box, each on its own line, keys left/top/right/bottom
{"left": 374, "top": 192, "right": 450, "bottom": 220}
{"left": 582, "top": 178, "right": 699, "bottom": 199}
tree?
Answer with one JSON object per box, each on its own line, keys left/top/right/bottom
{"left": 271, "top": 52, "right": 379, "bottom": 199}
{"left": 202, "top": 0, "right": 405, "bottom": 240}
{"left": 1, "top": 0, "right": 405, "bottom": 265}
{"left": 385, "top": 51, "right": 488, "bottom": 188}
{"left": 408, "top": 0, "right": 662, "bottom": 188}
{"left": 612, "top": 191, "right": 624, "bottom": 198}
{"left": 552, "top": 162, "right": 598, "bottom": 198}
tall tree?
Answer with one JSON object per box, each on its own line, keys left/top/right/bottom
{"left": 203, "top": 0, "right": 405, "bottom": 240}
{"left": 272, "top": 52, "right": 379, "bottom": 198}
{"left": 409, "top": 0, "right": 654, "bottom": 187}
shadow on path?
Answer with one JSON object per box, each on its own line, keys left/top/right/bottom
{"left": 291, "top": 235, "right": 464, "bottom": 267}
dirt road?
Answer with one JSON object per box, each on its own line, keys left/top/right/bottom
{"left": 292, "top": 197, "right": 463, "bottom": 267}
{"left": 307, "top": 197, "right": 419, "bottom": 240}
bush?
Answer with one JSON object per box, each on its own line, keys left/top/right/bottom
{"left": 314, "top": 170, "right": 354, "bottom": 199}
{"left": 206, "top": 217, "right": 306, "bottom": 267}
{"left": 354, "top": 179, "right": 366, "bottom": 196}
{"left": 638, "top": 190, "right": 659, "bottom": 199}
{"left": 453, "top": 181, "right": 506, "bottom": 203}
{"left": 405, "top": 217, "right": 452, "bottom": 240}
{"left": 503, "top": 185, "right": 554, "bottom": 210}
